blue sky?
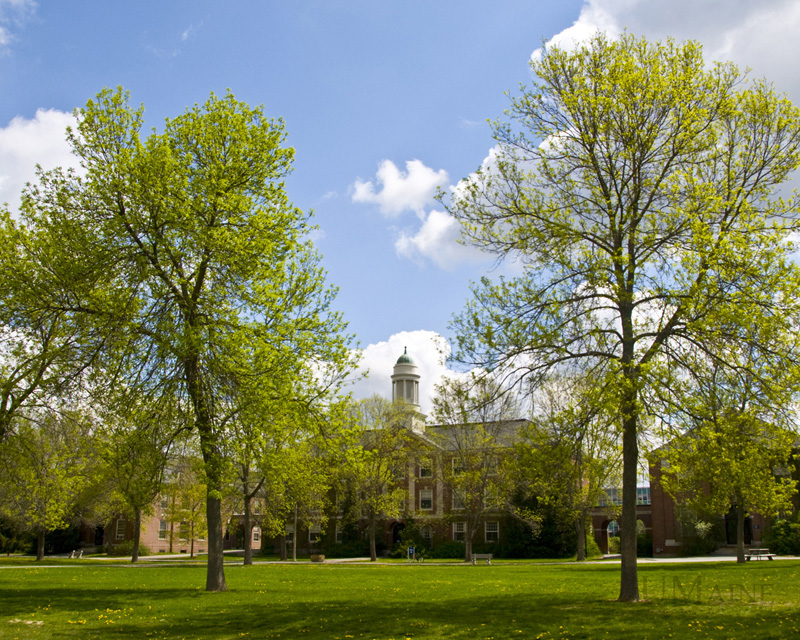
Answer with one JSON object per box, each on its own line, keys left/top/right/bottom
{"left": 2, "top": 0, "right": 799, "bottom": 413}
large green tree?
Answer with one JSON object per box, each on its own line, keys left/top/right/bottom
{"left": 513, "top": 372, "right": 621, "bottom": 561}
{"left": 430, "top": 376, "right": 520, "bottom": 562}
{"left": 20, "top": 88, "right": 354, "bottom": 591}
{"left": 0, "top": 409, "right": 100, "bottom": 560}
{"left": 339, "top": 395, "right": 416, "bottom": 562}
{"left": 658, "top": 340, "right": 799, "bottom": 563}
{"left": 446, "top": 33, "right": 800, "bottom": 600}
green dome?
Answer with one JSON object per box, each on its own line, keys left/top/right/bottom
{"left": 396, "top": 347, "right": 414, "bottom": 365}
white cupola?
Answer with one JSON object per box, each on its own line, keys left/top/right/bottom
{"left": 391, "top": 347, "right": 420, "bottom": 411}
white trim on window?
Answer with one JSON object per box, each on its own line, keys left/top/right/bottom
{"left": 419, "top": 489, "right": 433, "bottom": 511}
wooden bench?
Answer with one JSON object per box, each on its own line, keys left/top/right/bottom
{"left": 745, "top": 548, "right": 776, "bottom": 561}
{"left": 471, "top": 553, "right": 493, "bottom": 565}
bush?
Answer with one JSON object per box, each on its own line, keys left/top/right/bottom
{"left": 765, "top": 519, "right": 800, "bottom": 555}
{"left": 608, "top": 536, "right": 620, "bottom": 554}
{"left": 322, "top": 540, "right": 371, "bottom": 559}
{"left": 584, "top": 533, "right": 603, "bottom": 559}
{"left": 428, "top": 541, "right": 466, "bottom": 559}
{"left": 107, "top": 540, "right": 152, "bottom": 557}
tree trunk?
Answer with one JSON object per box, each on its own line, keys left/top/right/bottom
{"left": 464, "top": 531, "right": 473, "bottom": 563}
{"left": 205, "top": 491, "right": 227, "bottom": 591}
{"left": 618, "top": 388, "right": 640, "bottom": 601}
{"left": 131, "top": 508, "right": 142, "bottom": 563}
{"left": 186, "top": 351, "right": 227, "bottom": 592}
{"left": 280, "top": 534, "right": 287, "bottom": 561}
{"left": 576, "top": 509, "right": 587, "bottom": 562}
{"left": 292, "top": 504, "right": 298, "bottom": 562}
{"left": 736, "top": 499, "right": 746, "bottom": 564}
{"left": 36, "top": 528, "right": 45, "bottom": 562}
{"left": 243, "top": 491, "right": 253, "bottom": 566}
{"left": 369, "top": 519, "right": 377, "bottom": 562}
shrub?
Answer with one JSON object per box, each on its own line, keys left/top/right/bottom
{"left": 107, "top": 540, "right": 152, "bottom": 557}
{"left": 608, "top": 536, "right": 620, "bottom": 554}
{"left": 765, "top": 519, "right": 800, "bottom": 555}
{"left": 428, "top": 541, "right": 466, "bottom": 559}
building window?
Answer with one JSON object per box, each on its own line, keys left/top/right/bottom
{"left": 253, "top": 527, "right": 260, "bottom": 542}
{"left": 452, "top": 458, "right": 465, "bottom": 476}
{"left": 179, "top": 522, "right": 189, "bottom": 541}
{"left": 485, "top": 521, "right": 499, "bottom": 543}
{"left": 115, "top": 519, "right": 126, "bottom": 540}
{"left": 158, "top": 519, "right": 167, "bottom": 540}
{"left": 335, "top": 523, "right": 343, "bottom": 544}
{"left": 636, "top": 487, "right": 651, "bottom": 505}
{"left": 419, "top": 489, "right": 433, "bottom": 511}
{"left": 452, "top": 522, "right": 466, "bottom": 542}
{"left": 160, "top": 496, "right": 168, "bottom": 510}
{"left": 309, "top": 523, "right": 321, "bottom": 543}
{"left": 421, "top": 526, "right": 432, "bottom": 542}
{"left": 419, "top": 458, "right": 432, "bottom": 478}
{"left": 452, "top": 491, "right": 465, "bottom": 510}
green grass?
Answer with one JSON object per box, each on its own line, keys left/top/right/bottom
{"left": 1, "top": 559, "right": 799, "bottom": 639}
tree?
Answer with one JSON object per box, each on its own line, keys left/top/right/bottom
{"left": 430, "top": 375, "right": 520, "bottom": 562}
{"left": 20, "top": 88, "right": 354, "bottom": 591}
{"left": 340, "top": 395, "right": 416, "bottom": 561}
{"left": 0, "top": 213, "right": 108, "bottom": 446}
{"left": 0, "top": 409, "right": 100, "bottom": 560}
{"left": 446, "top": 33, "right": 800, "bottom": 600}
{"left": 658, "top": 341, "right": 799, "bottom": 563}
{"left": 513, "top": 372, "right": 621, "bottom": 561}
{"left": 100, "top": 391, "right": 184, "bottom": 562}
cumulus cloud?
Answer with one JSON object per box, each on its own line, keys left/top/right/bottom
{"left": 394, "top": 209, "right": 485, "bottom": 270}
{"left": 352, "top": 159, "right": 448, "bottom": 218}
{"left": 534, "top": 0, "right": 800, "bottom": 100}
{"left": 350, "top": 330, "right": 454, "bottom": 417}
{"left": 0, "top": 109, "right": 79, "bottom": 213}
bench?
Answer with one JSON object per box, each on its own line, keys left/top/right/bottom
{"left": 471, "top": 553, "right": 493, "bottom": 565}
{"left": 745, "top": 548, "right": 776, "bottom": 561}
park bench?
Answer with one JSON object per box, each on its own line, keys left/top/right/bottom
{"left": 471, "top": 553, "right": 493, "bottom": 565}
{"left": 745, "top": 548, "right": 776, "bottom": 561}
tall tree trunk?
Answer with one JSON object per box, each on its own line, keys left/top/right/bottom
{"left": 576, "top": 509, "right": 587, "bottom": 562}
{"left": 186, "top": 351, "right": 227, "bottom": 592}
{"left": 618, "top": 387, "right": 640, "bottom": 601}
{"left": 369, "top": 518, "right": 377, "bottom": 562}
{"left": 36, "top": 527, "right": 45, "bottom": 562}
{"left": 243, "top": 491, "right": 253, "bottom": 565}
{"left": 280, "top": 534, "right": 287, "bottom": 561}
{"left": 131, "top": 508, "right": 142, "bottom": 563}
{"left": 205, "top": 491, "right": 227, "bottom": 591}
{"left": 464, "top": 530, "right": 473, "bottom": 563}
{"left": 736, "top": 497, "right": 746, "bottom": 564}
{"left": 292, "top": 504, "right": 298, "bottom": 562}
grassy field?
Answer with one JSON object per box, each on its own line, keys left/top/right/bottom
{"left": 1, "top": 558, "right": 799, "bottom": 639}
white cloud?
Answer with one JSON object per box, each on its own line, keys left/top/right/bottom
{"left": 0, "top": 109, "right": 78, "bottom": 213}
{"left": 352, "top": 159, "right": 448, "bottom": 218}
{"left": 394, "top": 209, "right": 486, "bottom": 270}
{"left": 534, "top": 0, "right": 800, "bottom": 100}
{"left": 350, "top": 330, "right": 454, "bottom": 417}
{"left": 0, "top": 0, "right": 35, "bottom": 49}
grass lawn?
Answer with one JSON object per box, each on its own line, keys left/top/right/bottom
{"left": 1, "top": 559, "right": 799, "bottom": 639}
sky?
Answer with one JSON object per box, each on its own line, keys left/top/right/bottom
{"left": 2, "top": 0, "right": 800, "bottom": 416}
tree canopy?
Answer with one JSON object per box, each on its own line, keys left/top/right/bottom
{"left": 18, "top": 88, "right": 355, "bottom": 590}
{"left": 446, "top": 33, "right": 800, "bottom": 600}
